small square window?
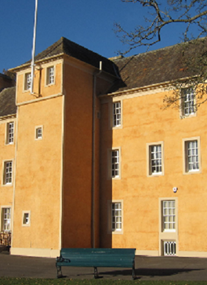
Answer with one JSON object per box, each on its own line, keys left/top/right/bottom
{"left": 1, "top": 208, "right": 11, "bottom": 231}
{"left": 22, "top": 212, "right": 30, "bottom": 226}
{"left": 163, "top": 241, "right": 176, "bottom": 256}
{"left": 3, "top": 161, "right": 13, "bottom": 185}
{"left": 35, "top": 127, "right": 43, "bottom": 140}
{"left": 46, "top": 66, "right": 54, "bottom": 85}
{"left": 181, "top": 87, "right": 195, "bottom": 117}
{"left": 113, "top": 101, "right": 121, "bottom": 127}
{"left": 25, "top": 73, "right": 31, "bottom": 90}
{"left": 6, "top": 122, "right": 14, "bottom": 144}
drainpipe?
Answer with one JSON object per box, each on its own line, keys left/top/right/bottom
{"left": 92, "top": 61, "right": 102, "bottom": 248}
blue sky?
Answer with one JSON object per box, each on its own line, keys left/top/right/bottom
{"left": 0, "top": 0, "right": 201, "bottom": 72}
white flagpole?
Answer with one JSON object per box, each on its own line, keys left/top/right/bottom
{"left": 30, "top": 0, "right": 38, "bottom": 94}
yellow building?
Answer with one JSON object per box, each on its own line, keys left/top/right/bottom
{"left": 1, "top": 37, "right": 207, "bottom": 258}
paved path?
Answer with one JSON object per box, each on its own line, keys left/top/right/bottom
{"left": 1, "top": 251, "right": 207, "bottom": 281}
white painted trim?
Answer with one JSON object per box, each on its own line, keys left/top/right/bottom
{"left": 182, "top": 136, "right": 201, "bottom": 174}
{"left": 10, "top": 247, "right": 59, "bottom": 258}
{"left": 10, "top": 55, "right": 64, "bottom": 72}
{"left": 1, "top": 159, "right": 14, "bottom": 186}
{"left": 0, "top": 206, "right": 12, "bottom": 232}
{"left": 4, "top": 120, "right": 15, "bottom": 145}
{"left": 109, "top": 99, "right": 123, "bottom": 130}
{"left": 16, "top": 93, "right": 63, "bottom": 107}
{"left": 107, "top": 147, "right": 121, "bottom": 180}
{"left": 35, "top": 125, "right": 43, "bottom": 140}
{"left": 147, "top": 141, "right": 164, "bottom": 177}
{"left": 45, "top": 65, "right": 55, "bottom": 87}
{"left": 22, "top": 211, "right": 31, "bottom": 227}
{"left": 107, "top": 199, "right": 123, "bottom": 234}
{"left": 159, "top": 198, "right": 178, "bottom": 256}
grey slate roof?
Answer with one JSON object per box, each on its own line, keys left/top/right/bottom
{"left": 26, "top": 37, "right": 119, "bottom": 78}
{"left": 0, "top": 87, "right": 16, "bottom": 118}
{"left": 109, "top": 37, "right": 207, "bottom": 93}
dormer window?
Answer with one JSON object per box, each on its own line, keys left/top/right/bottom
{"left": 46, "top": 66, "right": 54, "bottom": 85}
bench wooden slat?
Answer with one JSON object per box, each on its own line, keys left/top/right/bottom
{"left": 56, "top": 248, "right": 136, "bottom": 279}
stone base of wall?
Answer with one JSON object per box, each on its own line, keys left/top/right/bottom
{"left": 10, "top": 247, "right": 59, "bottom": 258}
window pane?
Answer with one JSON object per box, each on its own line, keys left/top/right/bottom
{"left": 112, "top": 202, "right": 122, "bottom": 231}
{"left": 162, "top": 200, "right": 176, "bottom": 231}
{"left": 112, "top": 150, "right": 119, "bottom": 178}
{"left": 182, "top": 88, "right": 195, "bottom": 116}
{"left": 25, "top": 73, "right": 31, "bottom": 90}
{"left": 7, "top": 122, "right": 14, "bottom": 144}
{"left": 2, "top": 208, "right": 11, "bottom": 231}
{"left": 113, "top": 102, "right": 121, "bottom": 127}
{"left": 186, "top": 140, "right": 199, "bottom": 171}
{"left": 4, "top": 161, "right": 13, "bottom": 184}
{"left": 150, "top": 145, "right": 162, "bottom": 174}
{"left": 47, "top": 66, "right": 54, "bottom": 85}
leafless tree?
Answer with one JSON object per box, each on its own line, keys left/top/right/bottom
{"left": 115, "top": 0, "right": 207, "bottom": 110}
{"left": 115, "top": 0, "right": 207, "bottom": 54}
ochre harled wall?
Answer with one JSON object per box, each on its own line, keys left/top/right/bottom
{"left": 61, "top": 59, "right": 93, "bottom": 248}
{"left": 61, "top": 58, "right": 113, "bottom": 248}
{"left": 0, "top": 119, "right": 15, "bottom": 231}
{"left": 100, "top": 88, "right": 207, "bottom": 256}
{"left": 11, "top": 60, "right": 63, "bottom": 256}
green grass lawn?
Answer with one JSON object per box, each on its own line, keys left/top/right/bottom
{"left": 0, "top": 279, "right": 207, "bottom": 285}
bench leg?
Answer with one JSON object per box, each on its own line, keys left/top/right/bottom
{"left": 94, "top": 267, "right": 99, "bottom": 279}
{"left": 57, "top": 266, "right": 63, "bottom": 278}
{"left": 132, "top": 263, "right": 136, "bottom": 280}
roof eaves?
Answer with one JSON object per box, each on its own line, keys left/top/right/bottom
{"left": 104, "top": 74, "right": 197, "bottom": 98}
{"left": 9, "top": 53, "right": 64, "bottom": 72}
{"left": 0, "top": 114, "right": 16, "bottom": 121}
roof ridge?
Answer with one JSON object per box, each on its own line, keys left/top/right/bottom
{"left": 114, "top": 36, "right": 207, "bottom": 61}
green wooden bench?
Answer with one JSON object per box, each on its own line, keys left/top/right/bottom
{"left": 56, "top": 248, "right": 136, "bottom": 279}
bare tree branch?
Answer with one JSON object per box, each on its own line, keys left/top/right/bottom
{"left": 115, "top": 0, "right": 207, "bottom": 54}
{"left": 115, "top": 0, "right": 207, "bottom": 110}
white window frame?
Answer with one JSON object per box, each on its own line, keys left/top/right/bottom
{"left": 181, "top": 87, "right": 196, "bottom": 117}
{"left": 162, "top": 200, "right": 176, "bottom": 232}
{"left": 147, "top": 142, "right": 164, "bottom": 176}
{"left": 108, "top": 147, "right": 121, "bottom": 179}
{"left": 113, "top": 101, "right": 121, "bottom": 127}
{"left": 35, "top": 126, "right": 43, "bottom": 140}
{"left": 183, "top": 137, "right": 200, "bottom": 174}
{"left": 163, "top": 240, "right": 176, "bottom": 256}
{"left": 6, "top": 121, "right": 14, "bottom": 144}
{"left": 108, "top": 200, "right": 123, "bottom": 234}
{"left": 2, "top": 160, "right": 13, "bottom": 185}
{"left": 24, "top": 72, "right": 31, "bottom": 91}
{"left": 46, "top": 66, "right": 55, "bottom": 86}
{"left": 1, "top": 207, "right": 11, "bottom": 232}
{"left": 22, "top": 211, "right": 30, "bottom": 227}
{"left": 159, "top": 198, "right": 178, "bottom": 256}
